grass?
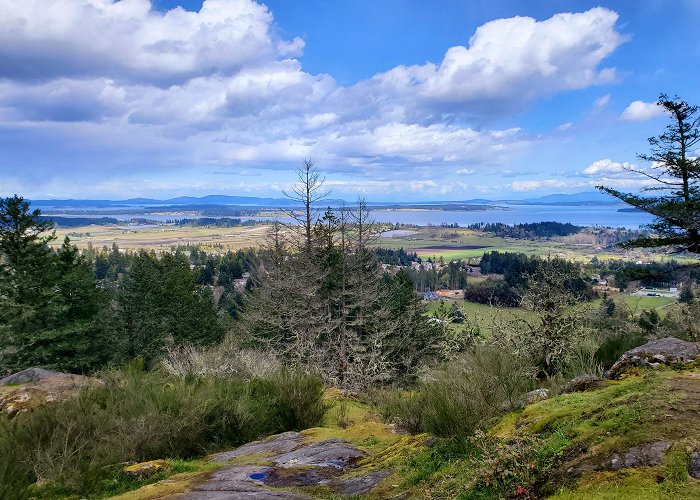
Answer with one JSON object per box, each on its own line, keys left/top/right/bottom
{"left": 373, "top": 226, "right": 697, "bottom": 264}
{"left": 425, "top": 298, "right": 537, "bottom": 336}
{"left": 53, "top": 223, "right": 699, "bottom": 266}
{"left": 398, "top": 368, "right": 700, "bottom": 499}
{"left": 97, "top": 366, "right": 700, "bottom": 499}
{"left": 52, "top": 223, "right": 271, "bottom": 252}
{"left": 1, "top": 366, "right": 328, "bottom": 500}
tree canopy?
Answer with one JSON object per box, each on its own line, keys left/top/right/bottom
{"left": 598, "top": 94, "right": 700, "bottom": 253}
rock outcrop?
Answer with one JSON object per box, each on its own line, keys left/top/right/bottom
{"left": 609, "top": 441, "right": 672, "bottom": 470}
{"left": 124, "top": 459, "right": 170, "bottom": 478}
{"left": 0, "top": 367, "right": 66, "bottom": 385}
{"left": 525, "top": 388, "right": 550, "bottom": 404}
{"left": 607, "top": 337, "right": 700, "bottom": 379}
{"left": 689, "top": 451, "right": 700, "bottom": 480}
{"left": 0, "top": 367, "right": 94, "bottom": 415}
{"left": 183, "top": 431, "right": 390, "bottom": 498}
{"left": 564, "top": 375, "right": 604, "bottom": 393}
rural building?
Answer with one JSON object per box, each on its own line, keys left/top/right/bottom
{"left": 436, "top": 289, "right": 465, "bottom": 300}
{"left": 593, "top": 284, "right": 620, "bottom": 296}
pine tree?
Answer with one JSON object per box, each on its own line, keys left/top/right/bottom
{"left": 0, "top": 196, "right": 111, "bottom": 373}
{"left": 115, "top": 251, "right": 225, "bottom": 367}
{"left": 598, "top": 94, "right": 700, "bottom": 253}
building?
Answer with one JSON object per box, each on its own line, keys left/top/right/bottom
{"left": 436, "top": 289, "right": 465, "bottom": 300}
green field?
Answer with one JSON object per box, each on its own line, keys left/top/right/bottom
{"left": 373, "top": 226, "right": 698, "bottom": 264}
{"left": 425, "top": 293, "right": 677, "bottom": 333}
{"left": 593, "top": 294, "right": 676, "bottom": 315}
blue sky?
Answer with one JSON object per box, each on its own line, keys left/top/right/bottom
{"left": 0, "top": 0, "right": 698, "bottom": 201}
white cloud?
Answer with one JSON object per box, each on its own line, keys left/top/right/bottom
{"left": 557, "top": 122, "right": 573, "bottom": 131}
{"left": 456, "top": 168, "right": 475, "bottom": 174}
{"left": 303, "top": 113, "right": 339, "bottom": 130}
{"left": 594, "top": 94, "right": 611, "bottom": 108}
{"left": 364, "top": 7, "right": 624, "bottom": 115}
{"left": 0, "top": 0, "right": 304, "bottom": 85}
{"left": 582, "top": 158, "right": 634, "bottom": 177}
{"left": 0, "top": 2, "right": 628, "bottom": 197}
{"left": 510, "top": 179, "right": 572, "bottom": 191}
{"left": 620, "top": 100, "right": 665, "bottom": 121}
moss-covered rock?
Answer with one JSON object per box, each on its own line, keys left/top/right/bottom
{"left": 123, "top": 459, "right": 170, "bottom": 478}
{"left": 608, "top": 337, "right": 700, "bottom": 379}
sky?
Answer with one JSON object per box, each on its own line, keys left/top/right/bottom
{"left": 0, "top": 0, "right": 699, "bottom": 201}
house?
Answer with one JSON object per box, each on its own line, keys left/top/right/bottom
{"left": 593, "top": 284, "right": 620, "bottom": 296}
{"left": 436, "top": 289, "right": 465, "bottom": 300}
{"left": 422, "top": 291, "right": 440, "bottom": 301}
{"left": 233, "top": 272, "right": 251, "bottom": 292}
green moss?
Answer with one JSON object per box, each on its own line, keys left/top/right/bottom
{"left": 549, "top": 467, "right": 700, "bottom": 500}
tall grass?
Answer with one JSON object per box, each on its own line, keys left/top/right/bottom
{"left": 0, "top": 362, "right": 327, "bottom": 499}
{"left": 373, "top": 345, "right": 536, "bottom": 438}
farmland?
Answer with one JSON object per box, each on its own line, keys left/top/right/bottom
{"left": 54, "top": 223, "right": 272, "bottom": 252}
{"left": 52, "top": 221, "right": 697, "bottom": 269}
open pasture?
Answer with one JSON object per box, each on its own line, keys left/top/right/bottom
{"left": 53, "top": 224, "right": 273, "bottom": 252}
{"left": 373, "top": 226, "right": 695, "bottom": 263}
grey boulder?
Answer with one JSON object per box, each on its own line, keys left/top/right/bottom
{"left": 608, "top": 337, "right": 700, "bottom": 379}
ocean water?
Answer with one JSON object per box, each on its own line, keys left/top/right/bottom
{"left": 55, "top": 204, "right": 654, "bottom": 229}
{"left": 370, "top": 204, "right": 653, "bottom": 229}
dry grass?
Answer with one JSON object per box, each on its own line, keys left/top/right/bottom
{"left": 52, "top": 224, "right": 272, "bottom": 252}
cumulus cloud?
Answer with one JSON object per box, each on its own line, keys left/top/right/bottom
{"left": 362, "top": 7, "right": 624, "bottom": 116}
{"left": 0, "top": 0, "right": 303, "bottom": 85}
{"left": 620, "top": 100, "right": 665, "bottom": 121}
{"left": 581, "top": 159, "right": 634, "bottom": 177}
{"left": 0, "top": 1, "right": 628, "bottom": 197}
{"left": 510, "top": 179, "right": 572, "bottom": 191}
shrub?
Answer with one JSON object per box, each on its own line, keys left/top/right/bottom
{"left": 374, "top": 346, "right": 535, "bottom": 438}
{"left": 334, "top": 399, "right": 350, "bottom": 429}
{"left": 469, "top": 429, "right": 567, "bottom": 498}
{"left": 0, "top": 364, "right": 327, "bottom": 498}
{"left": 162, "top": 343, "right": 281, "bottom": 379}
{"left": 369, "top": 388, "right": 425, "bottom": 434}
{"left": 556, "top": 334, "right": 605, "bottom": 380}
{"left": 258, "top": 369, "right": 329, "bottom": 431}
{"left": 595, "top": 332, "right": 647, "bottom": 369}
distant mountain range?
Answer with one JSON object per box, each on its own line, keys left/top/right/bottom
{"left": 30, "top": 191, "right": 620, "bottom": 209}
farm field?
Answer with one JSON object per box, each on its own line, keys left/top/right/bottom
{"left": 424, "top": 293, "right": 677, "bottom": 334}
{"left": 51, "top": 222, "right": 698, "bottom": 267}
{"left": 53, "top": 224, "right": 273, "bottom": 252}
{"left": 372, "top": 226, "right": 694, "bottom": 264}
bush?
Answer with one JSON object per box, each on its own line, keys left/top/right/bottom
{"left": 374, "top": 346, "right": 535, "bottom": 438}
{"left": 369, "top": 388, "right": 425, "bottom": 434}
{"left": 161, "top": 343, "right": 281, "bottom": 379}
{"left": 595, "top": 332, "right": 647, "bottom": 369}
{"left": 556, "top": 334, "right": 605, "bottom": 380}
{"left": 0, "top": 364, "right": 327, "bottom": 498}
{"left": 469, "top": 429, "right": 567, "bottom": 498}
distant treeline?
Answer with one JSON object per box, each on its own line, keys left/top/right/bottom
{"left": 467, "top": 251, "right": 593, "bottom": 306}
{"left": 374, "top": 247, "right": 421, "bottom": 266}
{"left": 590, "top": 258, "right": 700, "bottom": 289}
{"left": 468, "top": 221, "right": 582, "bottom": 238}
{"left": 39, "top": 216, "right": 120, "bottom": 227}
{"left": 168, "top": 217, "right": 262, "bottom": 227}
{"left": 145, "top": 206, "right": 250, "bottom": 217}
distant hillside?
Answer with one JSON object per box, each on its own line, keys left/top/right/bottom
{"left": 515, "top": 191, "right": 619, "bottom": 205}
{"left": 29, "top": 190, "right": 621, "bottom": 209}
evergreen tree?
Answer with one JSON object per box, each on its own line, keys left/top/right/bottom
{"left": 0, "top": 196, "right": 111, "bottom": 373}
{"left": 598, "top": 94, "right": 700, "bottom": 253}
{"left": 679, "top": 285, "right": 695, "bottom": 304}
{"left": 115, "top": 251, "right": 225, "bottom": 367}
